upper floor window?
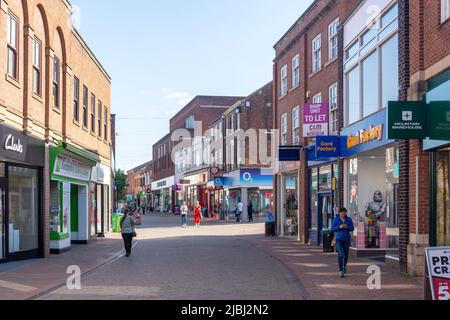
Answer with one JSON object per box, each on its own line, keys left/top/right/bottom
{"left": 7, "top": 13, "right": 18, "bottom": 79}
{"left": 186, "top": 115, "right": 195, "bottom": 129}
{"left": 91, "top": 94, "right": 96, "bottom": 133}
{"left": 312, "top": 92, "right": 322, "bottom": 104}
{"left": 292, "top": 106, "right": 300, "bottom": 146}
{"left": 312, "top": 34, "right": 322, "bottom": 73}
{"left": 329, "top": 19, "right": 339, "bottom": 60}
{"left": 442, "top": 0, "right": 450, "bottom": 23}
{"left": 230, "top": 113, "right": 235, "bottom": 132}
{"left": 83, "top": 86, "right": 88, "bottom": 128}
{"left": 281, "top": 113, "right": 288, "bottom": 146}
{"left": 329, "top": 83, "right": 338, "bottom": 134}
{"left": 53, "top": 57, "right": 60, "bottom": 108}
{"left": 104, "top": 107, "right": 108, "bottom": 140}
{"left": 344, "top": 3, "right": 399, "bottom": 126}
{"left": 32, "top": 38, "right": 42, "bottom": 95}
{"left": 73, "top": 77, "right": 79, "bottom": 121}
{"left": 292, "top": 55, "right": 300, "bottom": 88}
{"left": 98, "top": 100, "right": 102, "bottom": 137}
{"left": 280, "top": 65, "right": 288, "bottom": 96}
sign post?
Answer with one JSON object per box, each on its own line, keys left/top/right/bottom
{"left": 425, "top": 247, "right": 450, "bottom": 301}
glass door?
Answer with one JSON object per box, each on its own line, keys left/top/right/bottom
{"left": 0, "top": 178, "right": 6, "bottom": 260}
{"left": 318, "top": 194, "right": 333, "bottom": 244}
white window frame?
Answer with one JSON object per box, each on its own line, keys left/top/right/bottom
{"left": 280, "top": 65, "right": 288, "bottom": 96}
{"left": 329, "top": 83, "right": 338, "bottom": 134}
{"left": 312, "top": 92, "right": 322, "bottom": 104}
{"left": 281, "top": 113, "right": 288, "bottom": 146}
{"left": 292, "top": 106, "right": 300, "bottom": 146}
{"left": 7, "top": 13, "right": 18, "bottom": 79}
{"left": 32, "top": 37, "right": 42, "bottom": 95}
{"left": 442, "top": 0, "right": 450, "bottom": 23}
{"left": 329, "top": 19, "right": 339, "bottom": 60}
{"left": 292, "top": 55, "right": 300, "bottom": 89}
{"left": 312, "top": 34, "right": 322, "bottom": 73}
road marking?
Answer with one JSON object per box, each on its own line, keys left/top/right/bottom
{"left": 0, "top": 280, "right": 37, "bottom": 292}
{"left": 49, "top": 285, "right": 160, "bottom": 297}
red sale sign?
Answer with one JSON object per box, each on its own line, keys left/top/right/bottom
{"left": 426, "top": 247, "right": 450, "bottom": 301}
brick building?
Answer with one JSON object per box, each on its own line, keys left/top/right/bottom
{"left": 0, "top": 0, "right": 112, "bottom": 261}
{"left": 126, "top": 161, "right": 152, "bottom": 211}
{"left": 273, "top": 0, "right": 359, "bottom": 242}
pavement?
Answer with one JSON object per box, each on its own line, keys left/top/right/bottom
{"left": 0, "top": 212, "right": 424, "bottom": 300}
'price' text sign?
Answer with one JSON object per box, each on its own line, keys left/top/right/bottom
{"left": 426, "top": 247, "right": 450, "bottom": 301}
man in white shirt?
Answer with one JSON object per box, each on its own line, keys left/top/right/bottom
{"left": 237, "top": 200, "right": 244, "bottom": 223}
{"left": 181, "top": 201, "right": 189, "bottom": 228}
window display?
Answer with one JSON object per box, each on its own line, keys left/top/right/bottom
{"left": 436, "top": 150, "right": 450, "bottom": 246}
{"left": 50, "top": 181, "right": 60, "bottom": 233}
{"left": 285, "top": 175, "right": 298, "bottom": 237}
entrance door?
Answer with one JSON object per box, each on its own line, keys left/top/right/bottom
{"left": 0, "top": 178, "right": 6, "bottom": 260}
{"left": 318, "top": 194, "right": 333, "bottom": 244}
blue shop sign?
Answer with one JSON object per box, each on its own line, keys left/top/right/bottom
{"left": 316, "top": 136, "right": 340, "bottom": 158}
{"left": 240, "top": 169, "right": 273, "bottom": 187}
{"left": 340, "top": 109, "right": 394, "bottom": 158}
{"left": 214, "top": 177, "right": 224, "bottom": 187}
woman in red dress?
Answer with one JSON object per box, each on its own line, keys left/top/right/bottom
{"left": 194, "top": 201, "right": 202, "bottom": 227}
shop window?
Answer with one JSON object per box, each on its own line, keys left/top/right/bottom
{"left": 436, "top": 151, "right": 450, "bottom": 246}
{"left": 8, "top": 166, "right": 39, "bottom": 253}
{"left": 310, "top": 168, "right": 318, "bottom": 231}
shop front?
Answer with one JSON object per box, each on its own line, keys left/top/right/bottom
{"left": 424, "top": 68, "right": 450, "bottom": 247}
{"left": 0, "top": 125, "right": 44, "bottom": 263}
{"left": 151, "top": 176, "right": 175, "bottom": 213}
{"left": 341, "top": 109, "right": 400, "bottom": 253}
{"left": 90, "top": 163, "right": 111, "bottom": 237}
{"left": 206, "top": 179, "right": 224, "bottom": 219}
{"left": 183, "top": 171, "right": 208, "bottom": 210}
{"left": 49, "top": 141, "right": 98, "bottom": 253}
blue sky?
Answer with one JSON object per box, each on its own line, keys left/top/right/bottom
{"left": 70, "top": 0, "right": 314, "bottom": 171}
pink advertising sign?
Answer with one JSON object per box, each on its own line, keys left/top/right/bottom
{"left": 303, "top": 103, "right": 329, "bottom": 137}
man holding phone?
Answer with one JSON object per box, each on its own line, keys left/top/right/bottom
{"left": 331, "top": 208, "right": 355, "bottom": 278}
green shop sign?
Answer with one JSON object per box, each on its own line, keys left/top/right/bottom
{"left": 388, "top": 101, "right": 450, "bottom": 141}
{"left": 388, "top": 101, "right": 428, "bottom": 139}
{"left": 429, "top": 101, "right": 450, "bottom": 141}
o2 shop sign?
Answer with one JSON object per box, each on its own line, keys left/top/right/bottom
{"left": 426, "top": 247, "right": 450, "bottom": 300}
{"left": 4, "top": 134, "right": 24, "bottom": 154}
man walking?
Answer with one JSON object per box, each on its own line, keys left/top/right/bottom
{"left": 247, "top": 200, "right": 254, "bottom": 223}
{"left": 331, "top": 208, "right": 354, "bottom": 278}
{"left": 181, "top": 201, "right": 189, "bottom": 228}
{"left": 236, "top": 200, "right": 244, "bottom": 223}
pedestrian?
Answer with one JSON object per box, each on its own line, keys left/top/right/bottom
{"left": 247, "top": 200, "right": 254, "bottom": 223}
{"left": 120, "top": 208, "right": 136, "bottom": 257}
{"left": 181, "top": 201, "right": 189, "bottom": 228}
{"left": 331, "top": 208, "right": 354, "bottom": 278}
{"left": 236, "top": 200, "right": 243, "bottom": 223}
{"left": 194, "top": 201, "right": 202, "bottom": 227}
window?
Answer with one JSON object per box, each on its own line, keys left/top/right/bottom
{"left": 98, "top": 101, "right": 102, "bottom": 137}
{"left": 91, "top": 94, "right": 96, "bottom": 133}
{"left": 329, "top": 19, "right": 339, "bottom": 60}
{"left": 329, "top": 83, "right": 338, "bottom": 133}
{"left": 280, "top": 65, "right": 288, "bottom": 96}
{"left": 82, "top": 86, "right": 88, "bottom": 128}
{"left": 186, "top": 116, "right": 195, "bottom": 129}
{"left": 53, "top": 57, "right": 60, "bottom": 108}
{"left": 230, "top": 113, "right": 234, "bottom": 131}
{"left": 442, "top": 0, "right": 450, "bottom": 23}
{"left": 281, "top": 113, "right": 288, "bottom": 146}
{"left": 312, "top": 35, "right": 322, "bottom": 73}
{"left": 292, "top": 107, "right": 300, "bottom": 145}
{"left": 104, "top": 107, "right": 108, "bottom": 140}
{"left": 7, "top": 13, "right": 18, "bottom": 79}
{"left": 344, "top": 3, "right": 399, "bottom": 125}
{"left": 32, "top": 38, "right": 42, "bottom": 95}
{"left": 292, "top": 55, "right": 300, "bottom": 88}
{"left": 73, "top": 77, "right": 79, "bottom": 121}
{"left": 236, "top": 111, "right": 241, "bottom": 129}
{"left": 312, "top": 92, "right": 322, "bottom": 104}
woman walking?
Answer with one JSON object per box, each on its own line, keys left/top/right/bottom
{"left": 194, "top": 201, "right": 202, "bottom": 227}
{"left": 121, "top": 208, "right": 136, "bottom": 257}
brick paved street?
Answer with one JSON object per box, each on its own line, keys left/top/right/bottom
{"left": 0, "top": 213, "right": 424, "bottom": 300}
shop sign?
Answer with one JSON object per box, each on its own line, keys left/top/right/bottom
{"left": 210, "top": 167, "right": 220, "bottom": 175}
{"left": 146, "top": 188, "right": 152, "bottom": 194}
{"left": 388, "top": 101, "right": 428, "bottom": 140}
{"left": 4, "top": 134, "right": 24, "bottom": 154}
{"left": 240, "top": 169, "right": 273, "bottom": 187}
{"left": 0, "top": 125, "right": 44, "bottom": 166}
{"left": 303, "top": 103, "right": 329, "bottom": 137}
{"left": 279, "top": 146, "right": 301, "bottom": 162}
{"left": 214, "top": 177, "right": 224, "bottom": 187}
{"left": 425, "top": 247, "right": 450, "bottom": 301}
{"left": 157, "top": 181, "right": 167, "bottom": 188}
{"left": 315, "top": 136, "right": 340, "bottom": 158}
{"left": 179, "top": 179, "right": 191, "bottom": 185}
{"left": 54, "top": 155, "right": 92, "bottom": 181}
{"left": 429, "top": 102, "right": 450, "bottom": 141}
{"left": 172, "top": 184, "right": 182, "bottom": 191}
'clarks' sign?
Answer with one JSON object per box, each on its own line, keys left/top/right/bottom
{"left": 4, "top": 134, "right": 24, "bottom": 154}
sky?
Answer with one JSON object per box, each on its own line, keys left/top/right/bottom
{"left": 70, "top": 0, "right": 314, "bottom": 172}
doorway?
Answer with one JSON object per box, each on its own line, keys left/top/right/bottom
{"left": 318, "top": 193, "right": 333, "bottom": 245}
{"left": 0, "top": 178, "right": 5, "bottom": 260}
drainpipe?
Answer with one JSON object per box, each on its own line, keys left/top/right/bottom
{"left": 413, "top": 156, "right": 419, "bottom": 276}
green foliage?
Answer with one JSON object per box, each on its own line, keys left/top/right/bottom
{"left": 114, "top": 169, "right": 128, "bottom": 201}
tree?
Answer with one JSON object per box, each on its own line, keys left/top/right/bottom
{"left": 114, "top": 169, "right": 128, "bottom": 202}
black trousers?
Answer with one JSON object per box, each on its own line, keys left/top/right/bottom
{"left": 248, "top": 212, "right": 253, "bottom": 222}
{"left": 122, "top": 233, "right": 133, "bottom": 254}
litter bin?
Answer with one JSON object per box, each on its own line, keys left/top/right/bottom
{"left": 112, "top": 214, "right": 124, "bottom": 233}
{"left": 322, "top": 229, "right": 334, "bottom": 253}
{"left": 265, "top": 222, "right": 276, "bottom": 237}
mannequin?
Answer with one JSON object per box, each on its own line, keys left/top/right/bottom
{"left": 365, "top": 190, "right": 386, "bottom": 248}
